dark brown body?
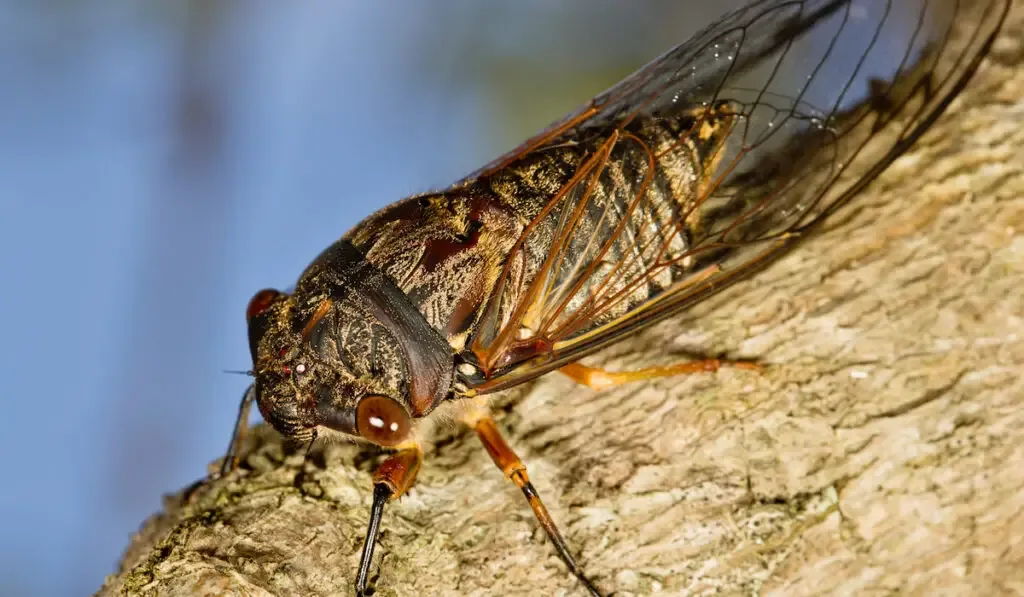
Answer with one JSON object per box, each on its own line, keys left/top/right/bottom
{"left": 253, "top": 104, "right": 744, "bottom": 435}
{"left": 345, "top": 107, "right": 736, "bottom": 400}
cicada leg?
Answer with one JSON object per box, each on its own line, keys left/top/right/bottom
{"left": 470, "top": 415, "right": 603, "bottom": 597}
{"left": 218, "top": 385, "right": 256, "bottom": 477}
{"left": 355, "top": 443, "right": 422, "bottom": 596}
{"left": 559, "top": 359, "right": 759, "bottom": 391}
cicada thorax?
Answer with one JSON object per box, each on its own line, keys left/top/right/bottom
{"left": 344, "top": 194, "right": 524, "bottom": 346}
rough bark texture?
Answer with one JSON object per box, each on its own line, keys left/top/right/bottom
{"left": 99, "top": 10, "right": 1024, "bottom": 597}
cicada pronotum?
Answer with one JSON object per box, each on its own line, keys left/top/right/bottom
{"left": 221, "top": 0, "right": 1009, "bottom": 594}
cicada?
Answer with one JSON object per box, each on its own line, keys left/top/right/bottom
{"left": 222, "top": 0, "right": 1009, "bottom": 594}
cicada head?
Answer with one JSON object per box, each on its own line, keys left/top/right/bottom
{"left": 244, "top": 241, "right": 454, "bottom": 448}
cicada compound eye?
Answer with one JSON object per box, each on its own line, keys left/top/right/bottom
{"left": 246, "top": 288, "right": 280, "bottom": 320}
{"left": 356, "top": 395, "right": 411, "bottom": 447}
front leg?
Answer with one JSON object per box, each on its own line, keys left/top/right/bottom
{"left": 355, "top": 442, "right": 422, "bottom": 596}
{"left": 217, "top": 385, "right": 256, "bottom": 478}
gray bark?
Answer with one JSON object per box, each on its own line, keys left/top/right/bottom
{"left": 99, "top": 9, "right": 1024, "bottom": 597}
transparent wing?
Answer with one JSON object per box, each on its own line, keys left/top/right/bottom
{"left": 462, "top": 0, "right": 1009, "bottom": 393}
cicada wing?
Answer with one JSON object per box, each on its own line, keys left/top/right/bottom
{"left": 464, "top": 0, "right": 1008, "bottom": 393}
{"left": 461, "top": 0, "right": 854, "bottom": 184}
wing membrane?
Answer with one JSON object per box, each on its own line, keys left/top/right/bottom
{"left": 463, "top": 0, "right": 1009, "bottom": 393}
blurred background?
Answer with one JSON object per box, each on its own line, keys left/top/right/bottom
{"left": 0, "top": 2, "right": 741, "bottom": 595}
{"left": 2, "top": 0, "right": 956, "bottom": 592}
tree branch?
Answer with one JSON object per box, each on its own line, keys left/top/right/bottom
{"left": 99, "top": 10, "right": 1024, "bottom": 597}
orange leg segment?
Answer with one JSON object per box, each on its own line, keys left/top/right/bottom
{"left": 372, "top": 445, "right": 422, "bottom": 498}
{"left": 473, "top": 416, "right": 603, "bottom": 597}
{"left": 559, "top": 358, "right": 760, "bottom": 391}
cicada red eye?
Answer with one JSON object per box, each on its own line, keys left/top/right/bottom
{"left": 246, "top": 288, "right": 280, "bottom": 320}
{"left": 356, "top": 395, "right": 411, "bottom": 447}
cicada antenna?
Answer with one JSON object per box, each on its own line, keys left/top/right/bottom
{"left": 222, "top": 369, "right": 254, "bottom": 376}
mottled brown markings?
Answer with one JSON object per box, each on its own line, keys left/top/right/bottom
{"left": 350, "top": 192, "right": 559, "bottom": 371}
{"left": 348, "top": 104, "right": 729, "bottom": 390}
{"left": 417, "top": 198, "right": 493, "bottom": 273}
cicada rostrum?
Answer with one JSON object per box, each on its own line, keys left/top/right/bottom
{"left": 221, "top": 0, "right": 1009, "bottom": 594}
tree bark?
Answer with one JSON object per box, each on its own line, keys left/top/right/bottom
{"left": 99, "top": 9, "right": 1024, "bottom": 597}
